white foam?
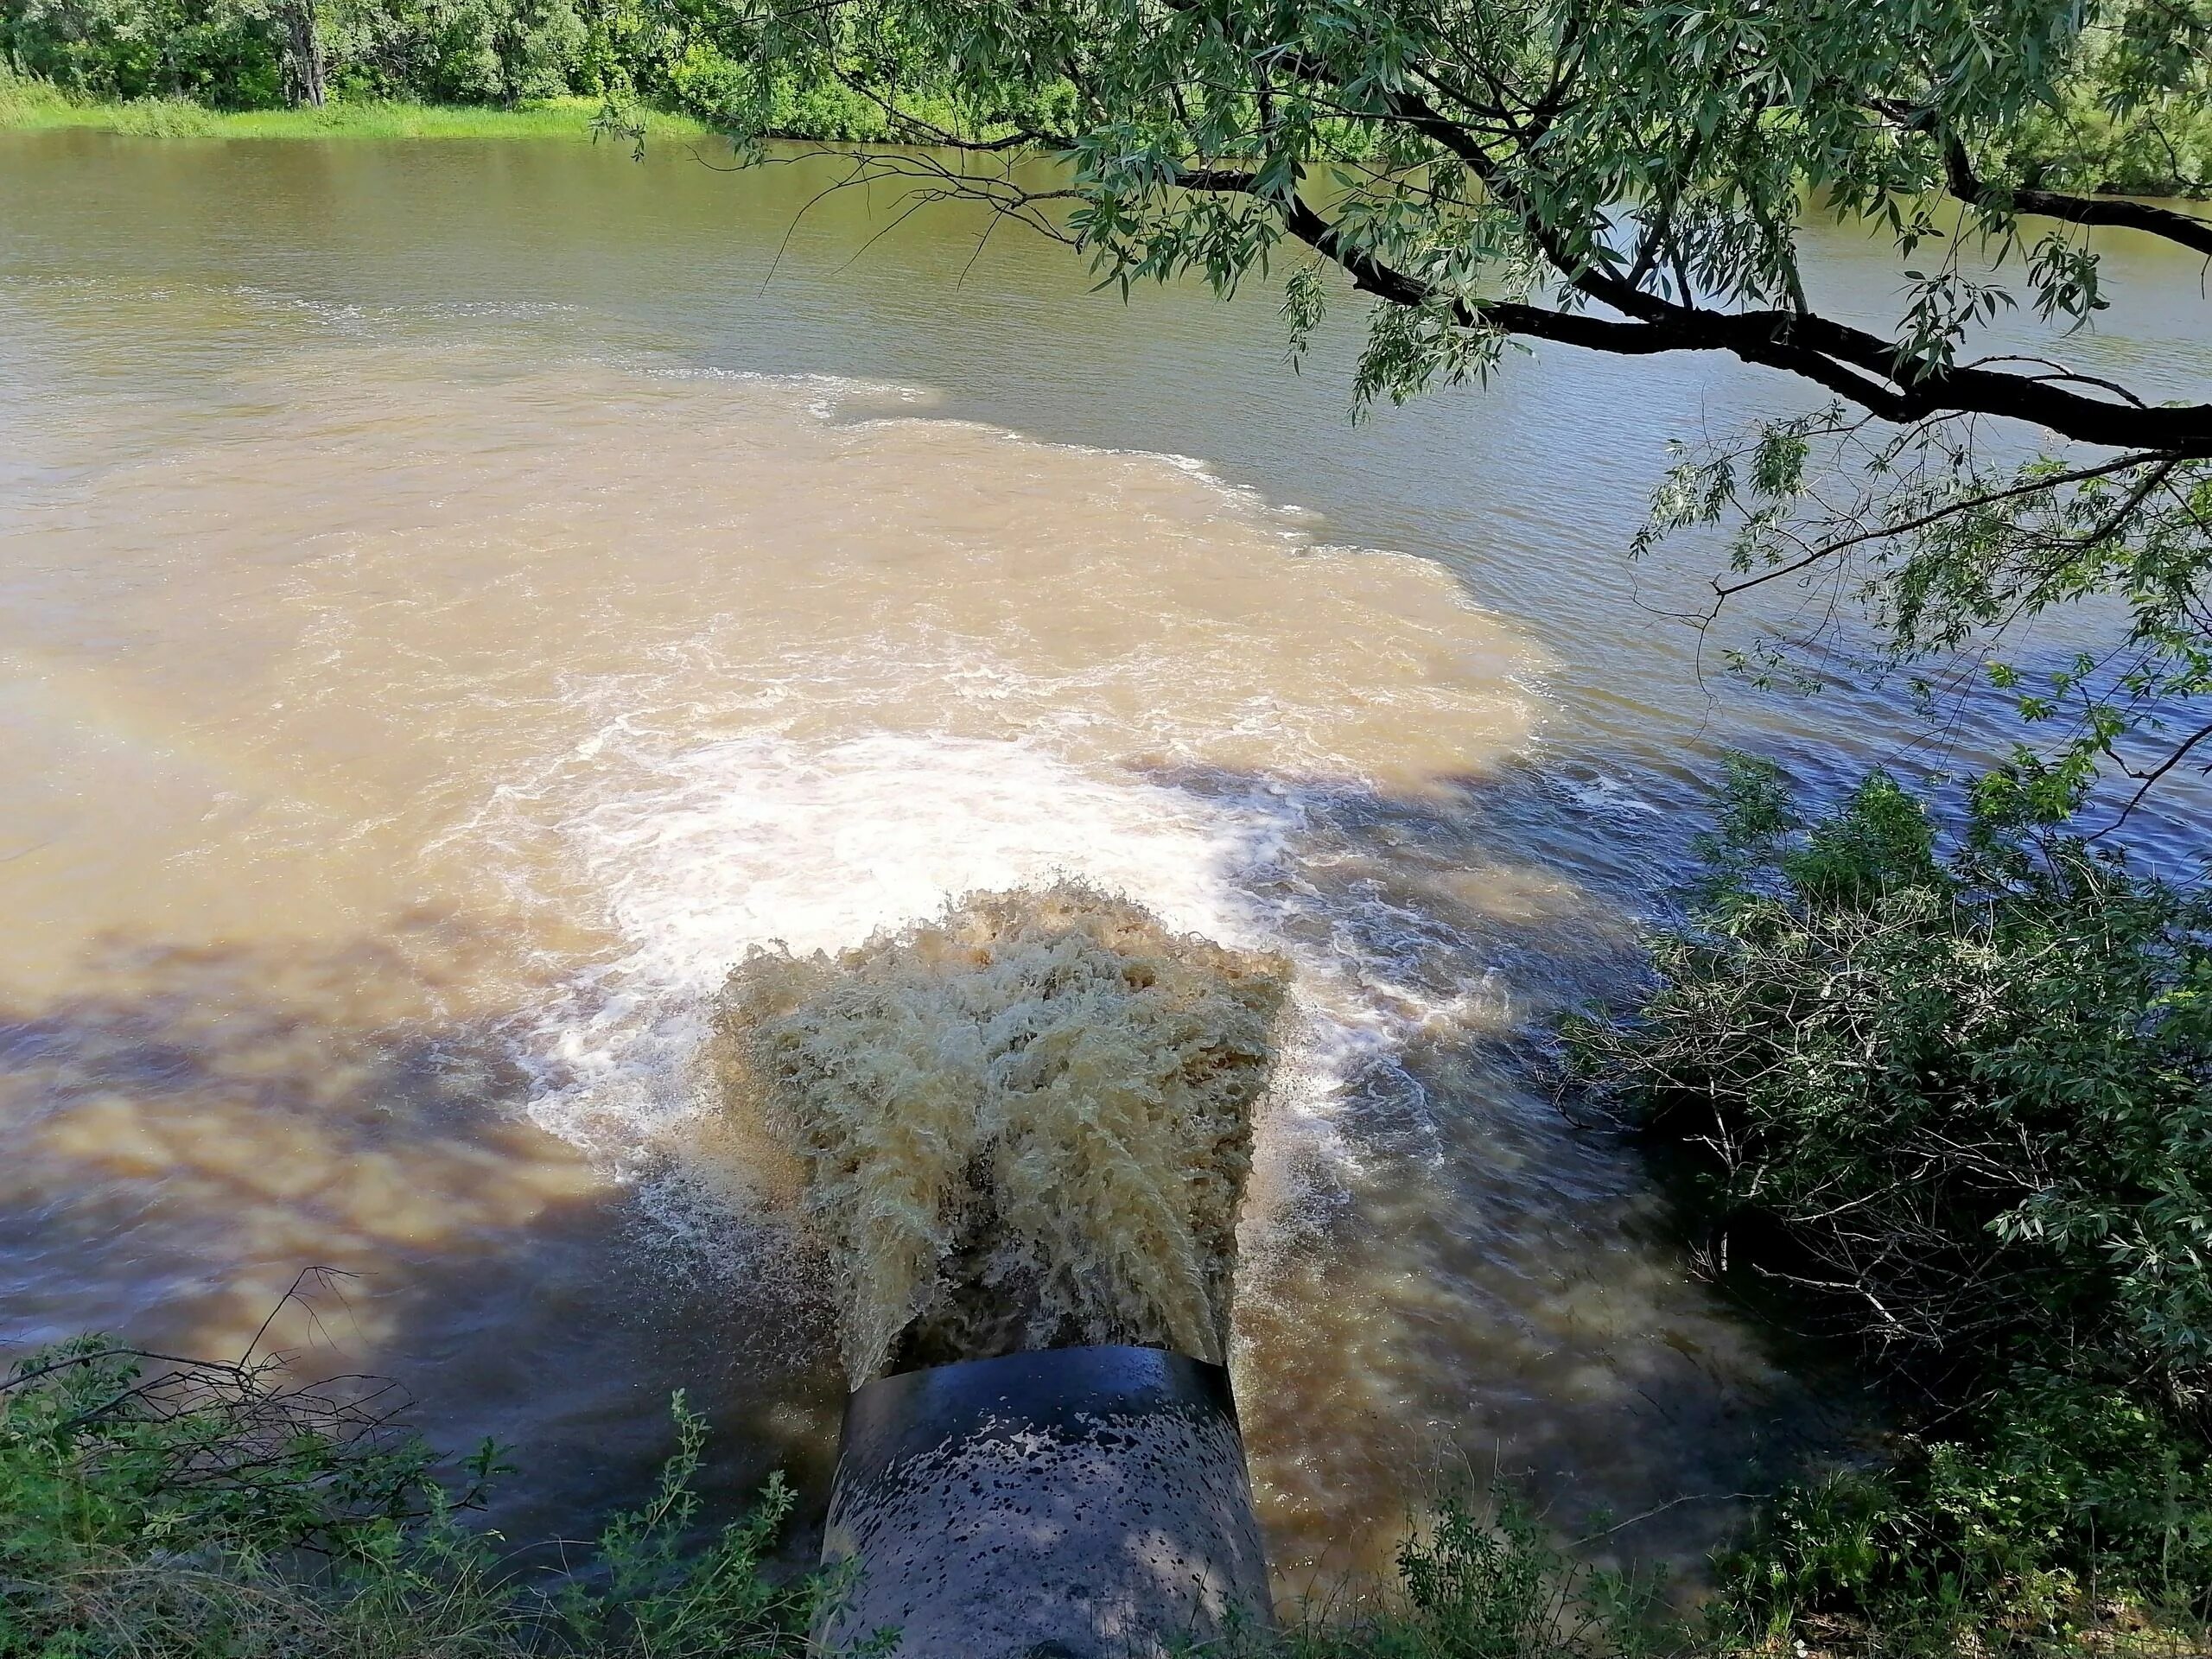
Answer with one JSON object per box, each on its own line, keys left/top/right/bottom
{"left": 1551, "top": 763, "right": 1662, "bottom": 818}
{"left": 499, "top": 727, "right": 1481, "bottom": 1257}
{"left": 518, "top": 732, "right": 1280, "bottom": 1137}
{"left": 415, "top": 359, "right": 1541, "bottom": 1265}
{"left": 639, "top": 364, "right": 941, "bottom": 422}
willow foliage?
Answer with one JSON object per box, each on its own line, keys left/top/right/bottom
{"left": 697, "top": 0, "right": 2212, "bottom": 801}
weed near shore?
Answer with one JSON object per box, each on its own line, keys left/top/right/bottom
{"left": 0, "top": 79, "right": 709, "bottom": 140}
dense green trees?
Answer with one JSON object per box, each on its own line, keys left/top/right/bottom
{"left": 0, "top": 0, "right": 968, "bottom": 128}
{"left": 311, "top": 0, "right": 587, "bottom": 105}
{"left": 3, "top": 0, "right": 535, "bottom": 105}
{"left": 0, "top": 0, "right": 659, "bottom": 108}
{"left": 2, "top": 0, "right": 289, "bottom": 105}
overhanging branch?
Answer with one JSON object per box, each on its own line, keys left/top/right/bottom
{"left": 1370, "top": 84, "right": 2212, "bottom": 453}
{"left": 721, "top": 29, "right": 2212, "bottom": 456}
{"left": 1941, "top": 138, "right": 2212, "bottom": 262}
{"left": 1255, "top": 175, "right": 2212, "bottom": 454}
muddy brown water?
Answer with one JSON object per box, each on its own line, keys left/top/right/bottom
{"left": 3, "top": 130, "right": 2207, "bottom": 1592}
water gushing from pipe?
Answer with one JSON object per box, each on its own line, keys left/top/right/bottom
{"left": 710, "top": 880, "right": 1289, "bottom": 1383}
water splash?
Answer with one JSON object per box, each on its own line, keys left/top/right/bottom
{"left": 710, "top": 882, "right": 1288, "bottom": 1384}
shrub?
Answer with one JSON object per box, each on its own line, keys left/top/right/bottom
{"left": 1, "top": 0, "right": 285, "bottom": 106}
{"left": 1564, "top": 759, "right": 2212, "bottom": 1650}
{"left": 1567, "top": 758, "right": 2212, "bottom": 1376}
{"left": 1255, "top": 1496, "right": 1675, "bottom": 1659}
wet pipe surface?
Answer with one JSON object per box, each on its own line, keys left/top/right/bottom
{"left": 820, "top": 1345, "right": 1272, "bottom": 1658}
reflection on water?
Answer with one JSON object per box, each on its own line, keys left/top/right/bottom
{"left": 0, "top": 929, "right": 849, "bottom": 1554}
{"left": 0, "top": 933, "right": 582, "bottom": 1351}
{"left": 19, "top": 130, "right": 2156, "bottom": 1592}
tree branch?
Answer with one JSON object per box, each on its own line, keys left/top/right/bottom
{"left": 1372, "top": 83, "right": 2212, "bottom": 453}
{"left": 1708, "top": 451, "right": 2171, "bottom": 598}
{"left": 1237, "top": 171, "right": 2212, "bottom": 453}
{"left": 725, "top": 20, "right": 2212, "bottom": 455}
{"left": 1943, "top": 137, "right": 2212, "bottom": 261}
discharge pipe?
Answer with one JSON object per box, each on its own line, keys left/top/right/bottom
{"left": 816, "top": 1344, "right": 1273, "bottom": 1657}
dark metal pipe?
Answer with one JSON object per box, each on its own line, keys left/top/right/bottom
{"left": 817, "top": 1345, "right": 1272, "bottom": 1657}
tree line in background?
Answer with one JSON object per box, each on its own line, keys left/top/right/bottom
{"left": 4, "top": 0, "right": 2209, "bottom": 200}
{"left": 0, "top": 0, "right": 960, "bottom": 136}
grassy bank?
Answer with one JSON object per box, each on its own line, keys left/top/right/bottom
{"left": 13, "top": 1325, "right": 2198, "bottom": 1659}
{"left": 0, "top": 1338, "right": 824, "bottom": 1658}
{"left": 0, "top": 1332, "right": 1674, "bottom": 1659}
{"left": 3, "top": 73, "right": 2198, "bottom": 198}
{"left": 0, "top": 79, "right": 709, "bottom": 140}
{"left": 0, "top": 73, "right": 992, "bottom": 146}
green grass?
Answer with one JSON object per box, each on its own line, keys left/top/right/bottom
{"left": 0, "top": 79, "right": 712, "bottom": 141}
{"left": 0, "top": 1337, "right": 826, "bottom": 1658}
{"left": 5, "top": 1332, "right": 1653, "bottom": 1659}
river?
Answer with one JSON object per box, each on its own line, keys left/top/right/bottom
{"left": 2, "top": 130, "right": 2206, "bottom": 1590}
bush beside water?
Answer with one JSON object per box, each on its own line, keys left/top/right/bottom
{"left": 1565, "top": 760, "right": 2212, "bottom": 1656}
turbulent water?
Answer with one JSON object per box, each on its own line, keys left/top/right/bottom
{"left": 4, "top": 130, "right": 2208, "bottom": 1592}
{"left": 713, "top": 882, "right": 1287, "bottom": 1382}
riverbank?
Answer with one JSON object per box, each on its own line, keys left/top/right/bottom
{"left": 10, "top": 773, "right": 2209, "bottom": 1659}
{"left": 3, "top": 77, "right": 2202, "bottom": 205}
{"left": 0, "top": 1338, "right": 1631, "bottom": 1659}
{"left": 1562, "top": 762, "right": 2212, "bottom": 1659}
{"left": 0, "top": 80, "right": 710, "bottom": 141}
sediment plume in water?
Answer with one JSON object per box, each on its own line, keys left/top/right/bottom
{"left": 710, "top": 882, "right": 1290, "bottom": 1384}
